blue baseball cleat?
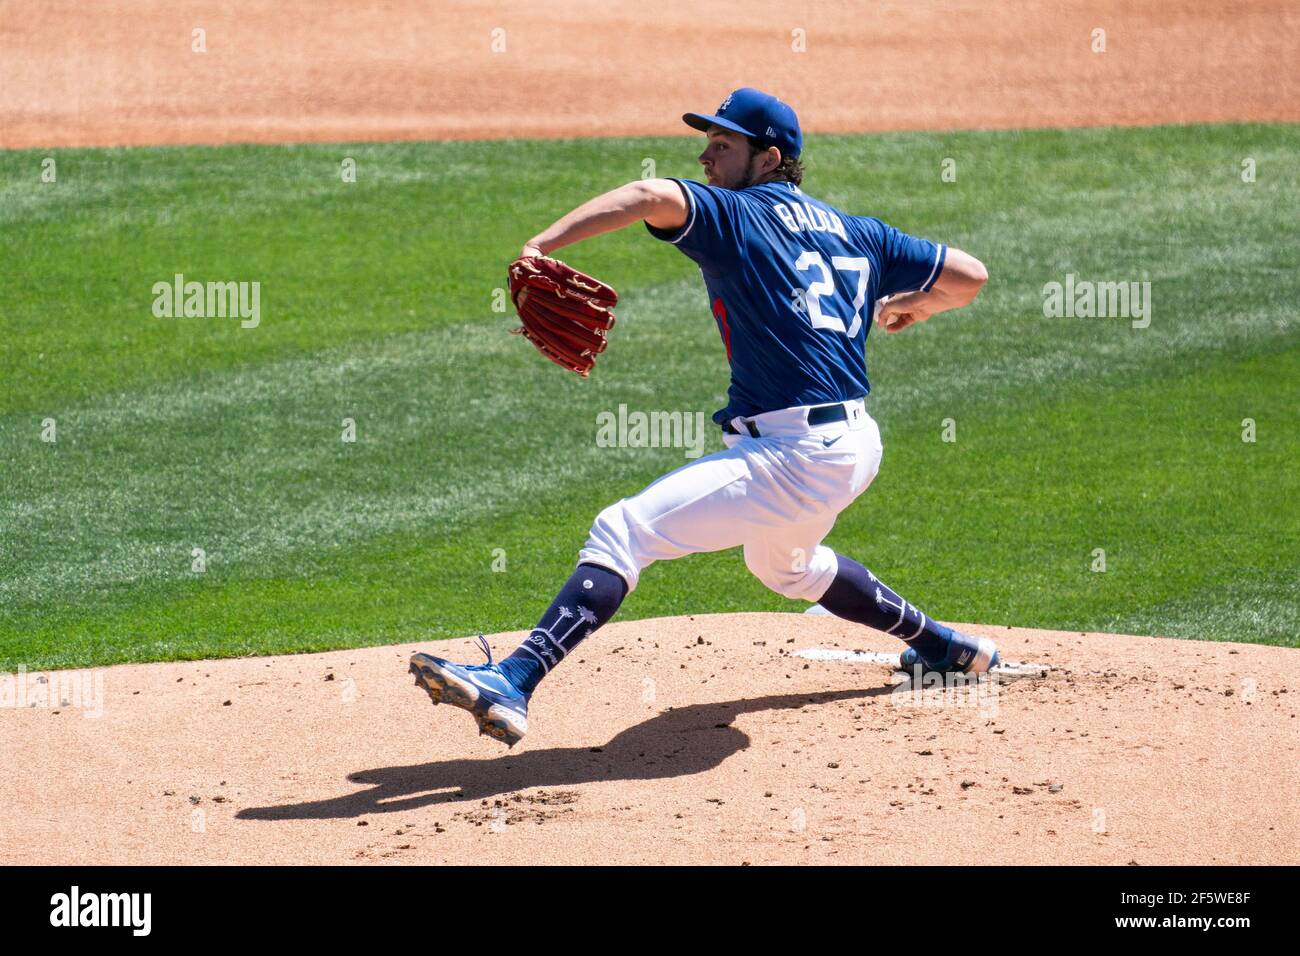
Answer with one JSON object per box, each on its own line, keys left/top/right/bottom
{"left": 899, "top": 630, "right": 1000, "bottom": 676}
{"left": 409, "top": 635, "right": 530, "bottom": 747}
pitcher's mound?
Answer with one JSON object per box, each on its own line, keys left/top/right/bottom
{"left": 4, "top": 613, "right": 1296, "bottom": 865}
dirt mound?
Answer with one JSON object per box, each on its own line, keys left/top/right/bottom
{"left": 4, "top": 613, "right": 1295, "bottom": 864}
{"left": 2, "top": 0, "right": 1296, "bottom": 149}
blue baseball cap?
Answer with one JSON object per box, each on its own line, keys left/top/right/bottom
{"left": 683, "top": 87, "right": 803, "bottom": 160}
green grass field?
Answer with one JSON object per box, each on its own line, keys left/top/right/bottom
{"left": 2, "top": 124, "right": 1296, "bottom": 670}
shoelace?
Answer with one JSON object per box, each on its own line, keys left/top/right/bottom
{"left": 474, "top": 633, "right": 494, "bottom": 666}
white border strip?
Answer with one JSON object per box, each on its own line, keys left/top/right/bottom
{"left": 669, "top": 180, "right": 698, "bottom": 245}
{"left": 919, "top": 243, "right": 945, "bottom": 291}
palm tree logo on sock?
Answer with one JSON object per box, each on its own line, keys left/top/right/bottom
{"left": 875, "top": 586, "right": 928, "bottom": 641}
{"left": 528, "top": 605, "right": 599, "bottom": 664}
{"left": 876, "top": 587, "right": 912, "bottom": 635}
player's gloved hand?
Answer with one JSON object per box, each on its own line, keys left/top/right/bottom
{"left": 874, "top": 291, "right": 935, "bottom": 334}
{"left": 508, "top": 255, "right": 618, "bottom": 377}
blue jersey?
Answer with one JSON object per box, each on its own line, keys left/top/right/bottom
{"left": 646, "top": 178, "right": 947, "bottom": 424}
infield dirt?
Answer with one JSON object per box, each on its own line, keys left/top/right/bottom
{"left": 2, "top": 0, "right": 1296, "bottom": 149}
{"left": 4, "top": 616, "right": 1296, "bottom": 865}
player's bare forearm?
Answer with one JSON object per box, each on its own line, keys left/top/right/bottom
{"left": 521, "top": 180, "right": 688, "bottom": 257}
{"left": 875, "top": 246, "right": 988, "bottom": 333}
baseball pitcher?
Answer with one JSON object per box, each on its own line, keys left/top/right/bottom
{"left": 412, "top": 88, "right": 995, "bottom": 746}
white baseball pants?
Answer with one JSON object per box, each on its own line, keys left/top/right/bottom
{"left": 579, "top": 398, "right": 883, "bottom": 601}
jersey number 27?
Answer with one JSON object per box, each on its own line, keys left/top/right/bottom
{"left": 794, "top": 252, "right": 871, "bottom": 338}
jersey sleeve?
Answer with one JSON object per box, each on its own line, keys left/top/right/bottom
{"left": 644, "top": 179, "right": 744, "bottom": 273}
{"left": 872, "top": 220, "right": 948, "bottom": 298}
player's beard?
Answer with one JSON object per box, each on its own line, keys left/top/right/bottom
{"left": 729, "top": 158, "right": 762, "bottom": 191}
{"left": 733, "top": 156, "right": 769, "bottom": 191}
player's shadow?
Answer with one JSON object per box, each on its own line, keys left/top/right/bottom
{"left": 237, "top": 686, "right": 891, "bottom": 821}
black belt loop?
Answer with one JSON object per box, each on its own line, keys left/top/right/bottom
{"left": 722, "top": 420, "right": 758, "bottom": 436}
{"left": 807, "top": 403, "right": 847, "bottom": 427}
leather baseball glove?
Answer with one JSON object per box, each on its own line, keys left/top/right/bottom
{"left": 508, "top": 256, "right": 618, "bottom": 377}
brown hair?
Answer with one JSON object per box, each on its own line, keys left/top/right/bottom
{"left": 748, "top": 138, "right": 805, "bottom": 186}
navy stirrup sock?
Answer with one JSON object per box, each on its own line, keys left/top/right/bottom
{"left": 817, "top": 553, "right": 955, "bottom": 663}
{"left": 499, "top": 562, "right": 628, "bottom": 695}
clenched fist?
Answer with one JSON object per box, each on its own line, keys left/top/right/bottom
{"left": 874, "top": 291, "right": 936, "bottom": 334}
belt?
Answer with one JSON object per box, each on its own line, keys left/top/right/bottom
{"left": 722, "top": 401, "right": 850, "bottom": 438}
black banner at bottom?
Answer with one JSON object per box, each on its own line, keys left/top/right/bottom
{"left": 1, "top": 865, "right": 1289, "bottom": 941}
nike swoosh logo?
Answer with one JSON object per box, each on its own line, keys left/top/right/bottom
{"left": 821, "top": 435, "right": 843, "bottom": 448}
{"left": 464, "top": 670, "right": 516, "bottom": 696}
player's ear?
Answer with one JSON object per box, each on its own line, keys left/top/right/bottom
{"left": 764, "top": 146, "right": 782, "bottom": 175}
